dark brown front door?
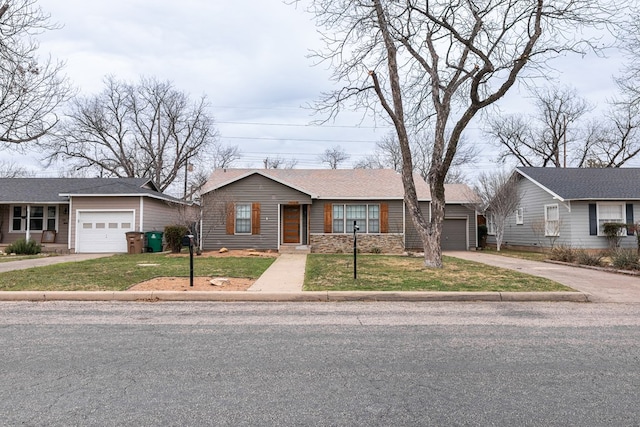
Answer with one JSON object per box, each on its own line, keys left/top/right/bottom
{"left": 283, "top": 205, "right": 300, "bottom": 244}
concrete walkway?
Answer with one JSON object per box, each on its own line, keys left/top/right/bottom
{"left": 447, "top": 251, "right": 640, "bottom": 303}
{"left": 247, "top": 253, "right": 306, "bottom": 292}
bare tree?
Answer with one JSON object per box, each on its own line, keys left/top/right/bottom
{"left": 263, "top": 155, "right": 298, "bottom": 169}
{"left": 486, "top": 86, "right": 591, "bottom": 167}
{"left": 0, "top": 160, "right": 33, "bottom": 177}
{"left": 42, "top": 75, "right": 222, "bottom": 193}
{"left": 573, "top": 99, "right": 640, "bottom": 167}
{"left": 318, "top": 145, "right": 350, "bottom": 169}
{"left": 470, "top": 171, "right": 522, "bottom": 252}
{"left": 0, "top": 0, "right": 71, "bottom": 145}
{"left": 212, "top": 143, "right": 242, "bottom": 169}
{"left": 303, "top": 0, "right": 611, "bottom": 267}
{"left": 356, "top": 131, "right": 474, "bottom": 183}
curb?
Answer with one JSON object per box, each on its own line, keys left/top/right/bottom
{"left": 0, "top": 291, "right": 591, "bottom": 303}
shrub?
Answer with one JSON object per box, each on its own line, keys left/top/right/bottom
{"left": 602, "top": 222, "right": 627, "bottom": 249}
{"left": 370, "top": 247, "right": 382, "bottom": 254}
{"left": 6, "top": 238, "right": 41, "bottom": 255}
{"left": 477, "top": 224, "right": 488, "bottom": 248}
{"left": 548, "top": 245, "right": 576, "bottom": 263}
{"left": 575, "top": 249, "right": 604, "bottom": 267}
{"left": 610, "top": 249, "right": 640, "bottom": 270}
{"left": 164, "top": 225, "right": 189, "bottom": 253}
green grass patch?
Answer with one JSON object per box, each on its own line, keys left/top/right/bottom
{"left": 0, "top": 253, "right": 275, "bottom": 291}
{"left": 304, "top": 254, "right": 572, "bottom": 292}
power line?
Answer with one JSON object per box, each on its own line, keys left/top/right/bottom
{"left": 224, "top": 136, "right": 380, "bottom": 143}
{"left": 217, "top": 121, "right": 392, "bottom": 129}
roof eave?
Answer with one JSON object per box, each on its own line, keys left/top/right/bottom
{"left": 515, "top": 168, "right": 567, "bottom": 202}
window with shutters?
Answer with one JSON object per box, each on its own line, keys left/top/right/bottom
{"left": 235, "top": 203, "right": 251, "bottom": 234}
{"left": 331, "top": 204, "right": 381, "bottom": 233}
{"left": 597, "top": 203, "right": 625, "bottom": 236}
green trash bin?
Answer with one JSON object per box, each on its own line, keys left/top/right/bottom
{"left": 145, "top": 231, "right": 163, "bottom": 253}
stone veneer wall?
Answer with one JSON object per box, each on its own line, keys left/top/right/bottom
{"left": 310, "top": 233, "right": 405, "bottom": 254}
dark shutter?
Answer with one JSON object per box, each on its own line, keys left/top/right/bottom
{"left": 588, "top": 203, "right": 597, "bottom": 236}
{"left": 251, "top": 203, "right": 261, "bottom": 235}
{"left": 380, "top": 203, "right": 389, "bottom": 233}
{"left": 226, "top": 203, "right": 235, "bottom": 235}
{"left": 626, "top": 203, "right": 634, "bottom": 236}
{"left": 324, "top": 204, "right": 332, "bottom": 233}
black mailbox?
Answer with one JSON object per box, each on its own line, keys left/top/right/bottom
{"left": 181, "top": 235, "right": 193, "bottom": 247}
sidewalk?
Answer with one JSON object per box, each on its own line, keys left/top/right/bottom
{"left": 0, "top": 251, "right": 592, "bottom": 302}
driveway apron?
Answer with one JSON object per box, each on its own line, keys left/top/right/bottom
{"left": 447, "top": 251, "right": 640, "bottom": 303}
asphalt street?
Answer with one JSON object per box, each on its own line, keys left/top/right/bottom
{"left": 1, "top": 301, "right": 640, "bottom": 426}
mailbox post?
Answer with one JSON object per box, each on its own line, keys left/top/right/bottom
{"left": 182, "top": 234, "right": 194, "bottom": 287}
{"left": 353, "top": 221, "right": 359, "bottom": 280}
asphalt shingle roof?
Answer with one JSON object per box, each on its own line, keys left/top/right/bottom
{"left": 517, "top": 167, "right": 640, "bottom": 200}
{"left": 203, "top": 168, "right": 475, "bottom": 203}
{"left": 0, "top": 178, "right": 182, "bottom": 203}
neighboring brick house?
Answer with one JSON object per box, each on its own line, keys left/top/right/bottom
{"left": 199, "top": 169, "right": 477, "bottom": 253}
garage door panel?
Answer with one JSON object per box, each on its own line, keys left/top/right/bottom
{"left": 442, "top": 218, "right": 467, "bottom": 251}
{"left": 77, "top": 211, "right": 135, "bottom": 253}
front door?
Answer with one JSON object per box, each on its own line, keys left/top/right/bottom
{"left": 282, "top": 205, "right": 300, "bottom": 244}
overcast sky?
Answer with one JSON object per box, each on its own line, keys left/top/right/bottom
{"left": 5, "top": 0, "right": 630, "bottom": 178}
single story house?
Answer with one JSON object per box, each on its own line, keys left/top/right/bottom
{"left": 199, "top": 168, "right": 477, "bottom": 253}
{"left": 0, "top": 178, "right": 187, "bottom": 253}
{"left": 487, "top": 167, "right": 640, "bottom": 250}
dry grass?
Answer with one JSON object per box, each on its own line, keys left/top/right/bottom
{"left": 304, "top": 254, "right": 572, "bottom": 292}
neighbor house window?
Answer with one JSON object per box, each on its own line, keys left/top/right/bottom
{"left": 597, "top": 203, "right": 626, "bottom": 236}
{"left": 487, "top": 213, "right": 496, "bottom": 235}
{"left": 235, "top": 203, "right": 251, "bottom": 234}
{"left": 332, "top": 204, "right": 380, "bottom": 233}
{"left": 515, "top": 207, "right": 524, "bottom": 225}
{"left": 10, "top": 205, "right": 58, "bottom": 232}
{"left": 545, "top": 204, "right": 559, "bottom": 236}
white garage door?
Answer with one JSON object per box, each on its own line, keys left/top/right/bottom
{"left": 77, "top": 211, "right": 135, "bottom": 253}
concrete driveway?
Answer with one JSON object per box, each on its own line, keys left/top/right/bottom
{"left": 448, "top": 251, "right": 640, "bottom": 303}
{"left": 0, "top": 254, "right": 114, "bottom": 273}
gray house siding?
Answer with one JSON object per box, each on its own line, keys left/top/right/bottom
{"left": 142, "top": 198, "right": 184, "bottom": 232}
{"left": 201, "top": 174, "right": 312, "bottom": 250}
{"left": 444, "top": 204, "right": 477, "bottom": 249}
{"left": 568, "top": 201, "right": 637, "bottom": 249}
{"left": 495, "top": 177, "right": 638, "bottom": 250}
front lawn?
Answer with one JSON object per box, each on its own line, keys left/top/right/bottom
{"left": 0, "top": 253, "right": 275, "bottom": 291}
{"left": 304, "top": 254, "right": 572, "bottom": 292}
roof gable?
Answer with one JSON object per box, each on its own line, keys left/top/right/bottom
{"left": 517, "top": 167, "right": 640, "bottom": 201}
